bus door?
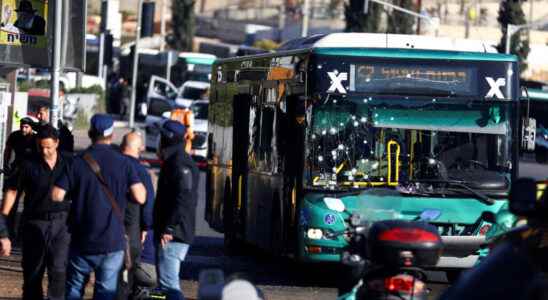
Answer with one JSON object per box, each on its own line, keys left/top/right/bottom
{"left": 230, "top": 93, "right": 251, "bottom": 241}
{"left": 246, "top": 83, "right": 284, "bottom": 252}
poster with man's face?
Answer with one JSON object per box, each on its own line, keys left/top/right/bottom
{"left": 0, "top": 0, "right": 85, "bottom": 70}
{"left": 0, "top": 0, "right": 48, "bottom": 48}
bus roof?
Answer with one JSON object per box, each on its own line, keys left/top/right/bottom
{"left": 312, "top": 33, "right": 498, "bottom": 53}
{"left": 216, "top": 33, "right": 516, "bottom": 64}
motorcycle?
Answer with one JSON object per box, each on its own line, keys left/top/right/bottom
{"left": 335, "top": 213, "right": 443, "bottom": 300}
{"left": 438, "top": 178, "right": 548, "bottom": 300}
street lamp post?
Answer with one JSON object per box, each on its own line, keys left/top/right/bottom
{"left": 366, "top": 0, "right": 438, "bottom": 27}
{"left": 505, "top": 16, "right": 548, "bottom": 54}
{"left": 505, "top": 24, "right": 519, "bottom": 54}
{"left": 129, "top": 0, "right": 144, "bottom": 129}
{"left": 50, "top": 0, "right": 64, "bottom": 128}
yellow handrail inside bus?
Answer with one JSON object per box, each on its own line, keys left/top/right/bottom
{"left": 336, "top": 162, "right": 346, "bottom": 174}
{"left": 387, "top": 140, "right": 400, "bottom": 187}
{"left": 291, "top": 184, "right": 297, "bottom": 225}
{"left": 237, "top": 175, "right": 243, "bottom": 210}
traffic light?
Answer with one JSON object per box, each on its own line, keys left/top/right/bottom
{"left": 100, "top": 0, "right": 108, "bottom": 32}
{"left": 349, "top": 0, "right": 369, "bottom": 14}
{"left": 141, "top": 2, "right": 155, "bottom": 37}
{"left": 104, "top": 32, "right": 114, "bottom": 67}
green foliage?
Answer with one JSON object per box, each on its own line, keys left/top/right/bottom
{"left": 120, "top": 10, "right": 135, "bottom": 22}
{"left": 387, "top": 0, "right": 415, "bottom": 34}
{"left": 18, "top": 80, "right": 33, "bottom": 92}
{"left": 33, "top": 80, "right": 51, "bottom": 89}
{"left": 253, "top": 39, "right": 279, "bottom": 51}
{"left": 497, "top": 0, "right": 530, "bottom": 73}
{"left": 345, "top": 0, "right": 383, "bottom": 33}
{"left": 169, "top": 0, "right": 195, "bottom": 51}
{"left": 74, "top": 109, "right": 90, "bottom": 130}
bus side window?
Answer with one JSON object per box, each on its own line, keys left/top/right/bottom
{"left": 259, "top": 106, "right": 276, "bottom": 171}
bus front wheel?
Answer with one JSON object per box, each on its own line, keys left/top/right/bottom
{"left": 223, "top": 179, "right": 244, "bottom": 256}
{"left": 535, "top": 147, "right": 548, "bottom": 163}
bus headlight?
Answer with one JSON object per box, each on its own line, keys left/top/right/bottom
{"left": 307, "top": 228, "right": 324, "bottom": 240}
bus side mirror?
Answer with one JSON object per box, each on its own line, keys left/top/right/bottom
{"left": 139, "top": 103, "right": 148, "bottom": 116}
{"left": 509, "top": 178, "right": 546, "bottom": 218}
{"left": 522, "top": 117, "right": 536, "bottom": 151}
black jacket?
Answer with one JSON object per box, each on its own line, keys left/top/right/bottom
{"left": 439, "top": 228, "right": 548, "bottom": 300}
{"left": 153, "top": 145, "right": 199, "bottom": 244}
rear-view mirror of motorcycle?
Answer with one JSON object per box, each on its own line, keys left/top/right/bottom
{"left": 509, "top": 177, "right": 547, "bottom": 218}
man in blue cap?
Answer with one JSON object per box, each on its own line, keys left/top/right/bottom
{"left": 52, "top": 114, "right": 147, "bottom": 300}
{"left": 153, "top": 120, "right": 199, "bottom": 299}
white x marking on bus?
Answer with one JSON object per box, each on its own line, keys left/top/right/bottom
{"left": 327, "top": 71, "right": 348, "bottom": 94}
{"left": 485, "top": 77, "right": 506, "bottom": 99}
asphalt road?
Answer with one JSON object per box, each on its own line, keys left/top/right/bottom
{"left": 74, "top": 126, "right": 548, "bottom": 299}
{"left": 180, "top": 158, "right": 547, "bottom": 300}
{"left": 179, "top": 171, "right": 451, "bottom": 300}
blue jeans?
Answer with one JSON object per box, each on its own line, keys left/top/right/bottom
{"left": 156, "top": 241, "right": 189, "bottom": 300}
{"left": 65, "top": 250, "right": 124, "bottom": 300}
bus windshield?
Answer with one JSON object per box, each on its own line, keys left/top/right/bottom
{"left": 306, "top": 95, "right": 514, "bottom": 193}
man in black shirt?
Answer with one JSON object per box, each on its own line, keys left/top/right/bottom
{"left": 3, "top": 116, "right": 36, "bottom": 171}
{"left": 154, "top": 120, "right": 199, "bottom": 299}
{"left": 36, "top": 105, "right": 74, "bottom": 153}
{"left": 1, "top": 125, "right": 71, "bottom": 300}
{"left": 2, "top": 116, "right": 37, "bottom": 240}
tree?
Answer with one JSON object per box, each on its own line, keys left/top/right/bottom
{"left": 497, "top": 0, "right": 530, "bottom": 73}
{"left": 387, "top": 0, "right": 415, "bottom": 34}
{"left": 170, "top": 0, "right": 195, "bottom": 51}
{"left": 345, "top": 0, "right": 383, "bottom": 33}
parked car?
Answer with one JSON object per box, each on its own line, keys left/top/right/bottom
{"left": 143, "top": 76, "right": 210, "bottom": 164}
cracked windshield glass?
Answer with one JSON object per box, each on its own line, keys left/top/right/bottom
{"left": 306, "top": 95, "right": 513, "bottom": 194}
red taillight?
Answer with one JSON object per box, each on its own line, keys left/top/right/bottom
{"left": 306, "top": 246, "right": 322, "bottom": 254}
{"left": 384, "top": 274, "right": 425, "bottom": 294}
{"left": 478, "top": 224, "right": 492, "bottom": 236}
{"left": 378, "top": 228, "right": 440, "bottom": 243}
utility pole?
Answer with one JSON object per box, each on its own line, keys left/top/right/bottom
{"left": 301, "top": 0, "right": 310, "bottom": 37}
{"left": 160, "top": 0, "right": 167, "bottom": 51}
{"left": 50, "top": 0, "right": 63, "bottom": 128}
{"left": 98, "top": 0, "right": 108, "bottom": 78}
{"left": 464, "top": 6, "right": 470, "bottom": 38}
{"left": 278, "top": 2, "right": 286, "bottom": 42}
{"left": 416, "top": 0, "right": 422, "bottom": 34}
{"left": 528, "top": 0, "right": 534, "bottom": 41}
{"left": 365, "top": 0, "right": 436, "bottom": 25}
{"left": 505, "top": 16, "right": 548, "bottom": 54}
{"left": 200, "top": 0, "right": 206, "bottom": 13}
{"left": 129, "top": 0, "right": 144, "bottom": 129}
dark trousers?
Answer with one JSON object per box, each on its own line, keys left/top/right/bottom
{"left": 21, "top": 213, "right": 70, "bottom": 300}
{"left": 116, "top": 226, "right": 142, "bottom": 300}
{"left": 6, "top": 195, "right": 22, "bottom": 242}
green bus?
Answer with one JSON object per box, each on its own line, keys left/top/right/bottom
{"left": 521, "top": 81, "right": 548, "bottom": 163}
{"left": 205, "top": 33, "right": 522, "bottom": 273}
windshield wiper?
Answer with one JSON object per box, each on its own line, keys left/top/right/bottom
{"left": 403, "top": 179, "right": 495, "bottom": 205}
{"left": 305, "top": 186, "right": 368, "bottom": 197}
